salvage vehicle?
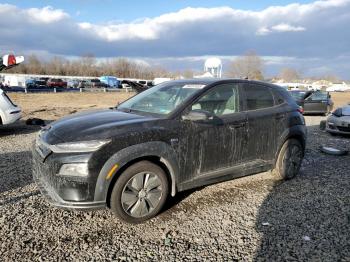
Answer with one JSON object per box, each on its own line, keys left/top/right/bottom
{"left": 0, "top": 88, "right": 21, "bottom": 125}
{"left": 33, "top": 79, "right": 307, "bottom": 223}
{"left": 67, "top": 79, "right": 80, "bottom": 88}
{"left": 89, "top": 79, "right": 109, "bottom": 88}
{"left": 26, "top": 79, "right": 47, "bottom": 89}
{"left": 289, "top": 90, "right": 333, "bottom": 115}
{"left": 100, "top": 76, "right": 120, "bottom": 88}
{"left": 326, "top": 105, "right": 350, "bottom": 135}
{"left": 47, "top": 78, "right": 67, "bottom": 88}
{"left": 0, "top": 54, "right": 23, "bottom": 125}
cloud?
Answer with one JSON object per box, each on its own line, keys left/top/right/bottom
{"left": 257, "top": 24, "right": 306, "bottom": 35}
{"left": 0, "top": 1, "right": 350, "bottom": 78}
{"left": 26, "top": 6, "right": 69, "bottom": 23}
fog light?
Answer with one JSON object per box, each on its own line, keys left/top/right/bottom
{"left": 58, "top": 163, "right": 89, "bottom": 177}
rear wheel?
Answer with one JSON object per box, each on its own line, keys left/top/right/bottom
{"left": 274, "top": 139, "right": 304, "bottom": 180}
{"left": 110, "top": 161, "right": 169, "bottom": 223}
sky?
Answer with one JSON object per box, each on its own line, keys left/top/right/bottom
{"left": 1, "top": 0, "right": 350, "bottom": 79}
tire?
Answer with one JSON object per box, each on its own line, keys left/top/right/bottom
{"left": 110, "top": 161, "right": 169, "bottom": 224}
{"left": 273, "top": 139, "right": 304, "bottom": 180}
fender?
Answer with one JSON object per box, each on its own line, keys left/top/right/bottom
{"left": 93, "top": 141, "right": 180, "bottom": 202}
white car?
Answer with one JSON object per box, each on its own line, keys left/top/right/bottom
{"left": 0, "top": 54, "right": 24, "bottom": 125}
{"left": 326, "top": 105, "right": 350, "bottom": 135}
{"left": 0, "top": 88, "right": 21, "bottom": 125}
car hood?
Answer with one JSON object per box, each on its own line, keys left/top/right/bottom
{"left": 327, "top": 114, "right": 350, "bottom": 122}
{"left": 44, "top": 109, "right": 156, "bottom": 144}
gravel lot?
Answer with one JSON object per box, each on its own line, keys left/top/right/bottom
{"left": 0, "top": 94, "right": 349, "bottom": 261}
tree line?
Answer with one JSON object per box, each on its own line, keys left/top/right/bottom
{"left": 5, "top": 52, "right": 341, "bottom": 82}
{"left": 6, "top": 54, "right": 173, "bottom": 79}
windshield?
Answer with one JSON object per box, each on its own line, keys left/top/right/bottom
{"left": 118, "top": 82, "right": 206, "bottom": 115}
{"left": 342, "top": 106, "right": 350, "bottom": 116}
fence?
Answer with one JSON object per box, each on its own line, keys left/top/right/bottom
{"left": 2, "top": 87, "right": 134, "bottom": 94}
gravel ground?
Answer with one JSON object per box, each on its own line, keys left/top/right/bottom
{"left": 0, "top": 111, "right": 349, "bottom": 261}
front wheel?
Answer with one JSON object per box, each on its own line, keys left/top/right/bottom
{"left": 273, "top": 139, "right": 304, "bottom": 180}
{"left": 110, "top": 161, "right": 169, "bottom": 224}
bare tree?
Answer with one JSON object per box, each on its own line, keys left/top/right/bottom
{"left": 279, "top": 68, "right": 300, "bottom": 82}
{"left": 227, "top": 51, "right": 264, "bottom": 80}
{"left": 322, "top": 74, "right": 341, "bottom": 83}
{"left": 5, "top": 53, "right": 172, "bottom": 79}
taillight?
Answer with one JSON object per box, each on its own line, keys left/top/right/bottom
{"left": 297, "top": 106, "right": 304, "bottom": 114}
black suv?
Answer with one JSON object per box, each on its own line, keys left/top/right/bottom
{"left": 33, "top": 79, "right": 307, "bottom": 223}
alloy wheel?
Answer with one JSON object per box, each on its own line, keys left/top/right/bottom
{"left": 121, "top": 172, "right": 163, "bottom": 218}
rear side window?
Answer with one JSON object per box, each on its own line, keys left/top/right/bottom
{"left": 245, "top": 84, "right": 274, "bottom": 110}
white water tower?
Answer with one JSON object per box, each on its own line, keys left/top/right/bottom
{"left": 204, "top": 57, "right": 222, "bottom": 78}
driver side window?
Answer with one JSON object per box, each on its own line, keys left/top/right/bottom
{"left": 191, "top": 83, "right": 239, "bottom": 116}
{"left": 307, "top": 92, "right": 328, "bottom": 101}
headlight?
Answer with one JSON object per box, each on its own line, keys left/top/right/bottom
{"left": 59, "top": 163, "right": 88, "bottom": 177}
{"left": 50, "top": 139, "right": 110, "bottom": 153}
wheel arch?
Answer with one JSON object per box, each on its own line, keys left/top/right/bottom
{"left": 274, "top": 127, "right": 307, "bottom": 166}
{"left": 93, "top": 141, "right": 180, "bottom": 207}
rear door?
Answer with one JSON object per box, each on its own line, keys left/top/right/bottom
{"left": 243, "top": 83, "right": 277, "bottom": 162}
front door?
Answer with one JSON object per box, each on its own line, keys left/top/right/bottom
{"left": 177, "top": 82, "right": 248, "bottom": 181}
{"left": 303, "top": 91, "right": 329, "bottom": 113}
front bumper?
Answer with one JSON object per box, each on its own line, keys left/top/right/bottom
{"left": 32, "top": 145, "right": 106, "bottom": 211}
{"left": 326, "top": 121, "right": 350, "bottom": 135}
{"left": 326, "top": 126, "right": 350, "bottom": 135}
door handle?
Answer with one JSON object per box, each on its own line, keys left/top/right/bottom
{"left": 230, "top": 122, "right": 246, "bottom": 129}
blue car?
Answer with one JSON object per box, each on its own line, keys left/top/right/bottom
{"left": 99, "top": 76, "right": 120, "bottom": 88}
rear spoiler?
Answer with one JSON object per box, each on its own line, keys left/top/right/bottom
{"left": 0, "top": 54, "right": 24, "bottom": 72}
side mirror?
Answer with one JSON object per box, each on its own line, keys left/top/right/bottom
{"left": 182, "top": 110, "right": 214, "bottom": 122}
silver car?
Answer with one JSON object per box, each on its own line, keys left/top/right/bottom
{"left": 326, "top": 105, "right": 350, "bottom": 135}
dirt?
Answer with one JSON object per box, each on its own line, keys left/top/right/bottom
{"left": 8, "top": 92, "right": 135, "bottom": 121}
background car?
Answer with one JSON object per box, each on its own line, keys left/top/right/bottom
{"left": 26, "top": 79, "right": 47, "bottom": 89}
{"left": 99, "top": 76, "right": 120, "bottom": 88}
{"left": 89, "top": 79, "right": 109, "bottom": 88}
{"left": 47, "top": 78, "right": 67, "bottom": 88}
{"left": 289, "top": 90, "right": 333, "bottom": 115}
{"left": 326, "top": 105, "right": 350, "bottom": 135}
{"left": 0, "top": 87, "right": 21, "bottom": 125}
{"left": 67, "top": 79, "right": 79, "bottom": 88}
